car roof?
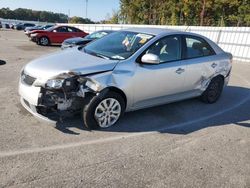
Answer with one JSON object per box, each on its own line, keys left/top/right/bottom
{"left": 93, "top": 30, "right": 114, "bottom": 33}
{"left": 122, "top": 27, "right": 185, "bottom": 36}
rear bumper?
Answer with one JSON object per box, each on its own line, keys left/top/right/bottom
{"left": 224, "top": 75, "right": 230, "bottom": 86}
{"left": 224, "top": 68, "right": 232, "bottom": 86}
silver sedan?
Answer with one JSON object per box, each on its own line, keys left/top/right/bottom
{"left": 19, "top": 28, "right": 232, "bottom": 129}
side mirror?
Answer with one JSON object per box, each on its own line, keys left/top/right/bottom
{"left": 141, "top": 53, "right": 160, "bottom": 64}
{"left": 53, "top": 30, "right": 57, "bottom": 33}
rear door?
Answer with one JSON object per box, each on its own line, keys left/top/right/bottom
{"left": 181, "top": 35, "right": 217, "bottom": 93}
{"left": 67, "top": 27, "right": 80, "bottom": 38}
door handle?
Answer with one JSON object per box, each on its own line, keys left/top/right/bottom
{"left": 211, "top": 63, "right": 218, "bottom": 68}
{"left": 176, "top": 68, "right": 185, "bottom": 74}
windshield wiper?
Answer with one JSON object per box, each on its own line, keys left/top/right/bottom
{"left": 83, "top": 48, "right": 110, "bottom": 60}
{"left": 94, "top": 53, "right": 110, "bottom": 60}
{"left": 111, "top": 55, "right": 125, "bottom": 60}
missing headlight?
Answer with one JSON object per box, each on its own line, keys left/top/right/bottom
{"left": 62, "top": 77, "right": 78, "bottom": 92}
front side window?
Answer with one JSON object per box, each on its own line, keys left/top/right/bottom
{"left": 55, "top": 27, "right": 68, "bottom": 32}
{"left": 145, "top": 36, "right": 181, "bottom": 63}
{"left": 83, "top": 31, "right": 154, "bottom": 60}
{"left": 185, "top": 36, "right": 215, "bottom": 59}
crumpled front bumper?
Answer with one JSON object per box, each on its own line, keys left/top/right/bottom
{"left": 19, "top": 79, "right": 57, "bottom": 123}
{"left": 20, "top": 97, "right": 56, "bottom": 124}
{"left": 18, "top": 79, "right": 40, "bottom": 106}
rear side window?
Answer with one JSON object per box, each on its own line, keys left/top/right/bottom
{"left": 67, "top": 27, "right": 80, "bottom": 32}
{"left": 185, "top": 36, "right": 215, "bottom": 59}
{"left": 67, "top": 27, "right": 74, "bottom": 32}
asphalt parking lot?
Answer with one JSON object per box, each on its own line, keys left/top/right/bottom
{"left": 0, "top": 29, "right": 249, "bottom": 188}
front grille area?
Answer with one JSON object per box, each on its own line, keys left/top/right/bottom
{"left": 21, "top": 71, "right": 36, "bottom": 86}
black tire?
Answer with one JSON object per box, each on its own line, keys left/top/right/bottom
{"left": 39, "top": 36, "right": 50, "bottom": 46}
{"left": 82, "top": 90, "right": 126, "bottom": 130}
{"left": 200, "top": 76, "right": 224, "bottom": 104}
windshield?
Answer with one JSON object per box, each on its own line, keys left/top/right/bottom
{"left": 85, "top": 31, "right": 109, "bottom": 40}
{"left": 83, "top": 31, "right": 154, "bottom": 60}
{"left": 45, "top": 25, "right": 56, "bottom": 31}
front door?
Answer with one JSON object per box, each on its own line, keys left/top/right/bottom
{"left": 52, "top": 26, "right": 70, "bottom": 43}
{"left": 132, "top": 35, "right": 187, "bottom": 109}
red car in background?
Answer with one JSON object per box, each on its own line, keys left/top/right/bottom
{"left": 30, "top": 25, "right": 88, "bottom": 46}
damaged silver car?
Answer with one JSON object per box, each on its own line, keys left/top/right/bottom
{"left": 19, "top": 28, "right": 232, "bottom": 129}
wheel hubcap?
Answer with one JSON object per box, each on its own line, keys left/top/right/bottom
{"left": 41, "top": 38, "right": 48, "bottom": 45}
{"left": 94, "top": 98, "right": 121, "bottom": 128}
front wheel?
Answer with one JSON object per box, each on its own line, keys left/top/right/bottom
{"left": 39, "top": 36, "right": 50, "bottom": 46}
{"left": 82, "top": 91, "right": 125, "bottom": 129}
{"left": 200, "top": 76, "right": 224, "bottom": 104}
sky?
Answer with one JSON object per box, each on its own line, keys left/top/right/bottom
{"left": 0, "top": 0, "right": 120, "bottom": 21}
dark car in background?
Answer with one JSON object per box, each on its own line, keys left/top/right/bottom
{"left": 25, "top": 24, "right": 54, "bottom": 37}
{"left": 15, "top": 23, "right": 36, "bottom": 30}
{"left": 5, "top": 24, "right": 10, "bottom": 29}
{"left": 10, "top": 23, "right": 18, "bottom": 29}
{"left": 0, "top": 22, "right": 11, "bottom": 29}
{"left": 61, "top": 30, "right": 114, "bottom": 50}
{"left": 30, "top": 25, "right": 88, "bottom": 46}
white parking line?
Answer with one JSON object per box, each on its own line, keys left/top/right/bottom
{"left": 0, "top": 73, "right": 249, "bottom": 158}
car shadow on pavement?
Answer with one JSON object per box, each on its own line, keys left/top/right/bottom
{"left": 55, "top": 114, "right": 89, "bottom": 135}
{"left": 0, "top": 60, "right": 6, "bottom": 65}
{"left": 55, "top": 86, "right": 250, "bottom": 135}
{"left": 47, "top": 45, "right": 61, "bottom": 48}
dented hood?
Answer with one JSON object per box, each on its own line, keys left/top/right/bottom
{"left": 24, "top": 48, "right": 119, "bottom": 80}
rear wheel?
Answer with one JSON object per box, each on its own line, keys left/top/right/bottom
{"left": 200, "top": 76, "right": 224, "bottom": 104}
{"left": 39, "top": 36, "right": 50, "bottom": 46}
{"left": 82, "top": 91, "right": 125, "bottom": 129}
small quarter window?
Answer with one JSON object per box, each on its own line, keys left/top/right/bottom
{"left": 185, "top": 36, "right": 215, "bottom": 59}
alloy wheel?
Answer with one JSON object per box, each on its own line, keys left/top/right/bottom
{"left": 40, "top": 37, "right": 49, "bottom": 46}
{"left": 94, "top": 98, "right": 121, "bottom": 128}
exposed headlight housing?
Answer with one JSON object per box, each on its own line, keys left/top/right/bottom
{"left": 46, "top": 79, "right": 64, "bottom": 89}
{"left": 45, "top": 72, "right": 78, "bottom": 89}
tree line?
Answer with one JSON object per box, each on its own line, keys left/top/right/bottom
{"left": 0, "top": 8, "right": 94, "bottom": 24}
{"left": 117, "top": 0, "right": 250, "bottom": 26}
{"left": 1, "top": 1, "right": 249, "bottom": 26}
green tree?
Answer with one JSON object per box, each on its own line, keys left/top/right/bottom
{"left": 119, "top": 0, "right": 250, "bottom": 26}
{"left": 69, "top": 16, "right": 94, "bottom": 24}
